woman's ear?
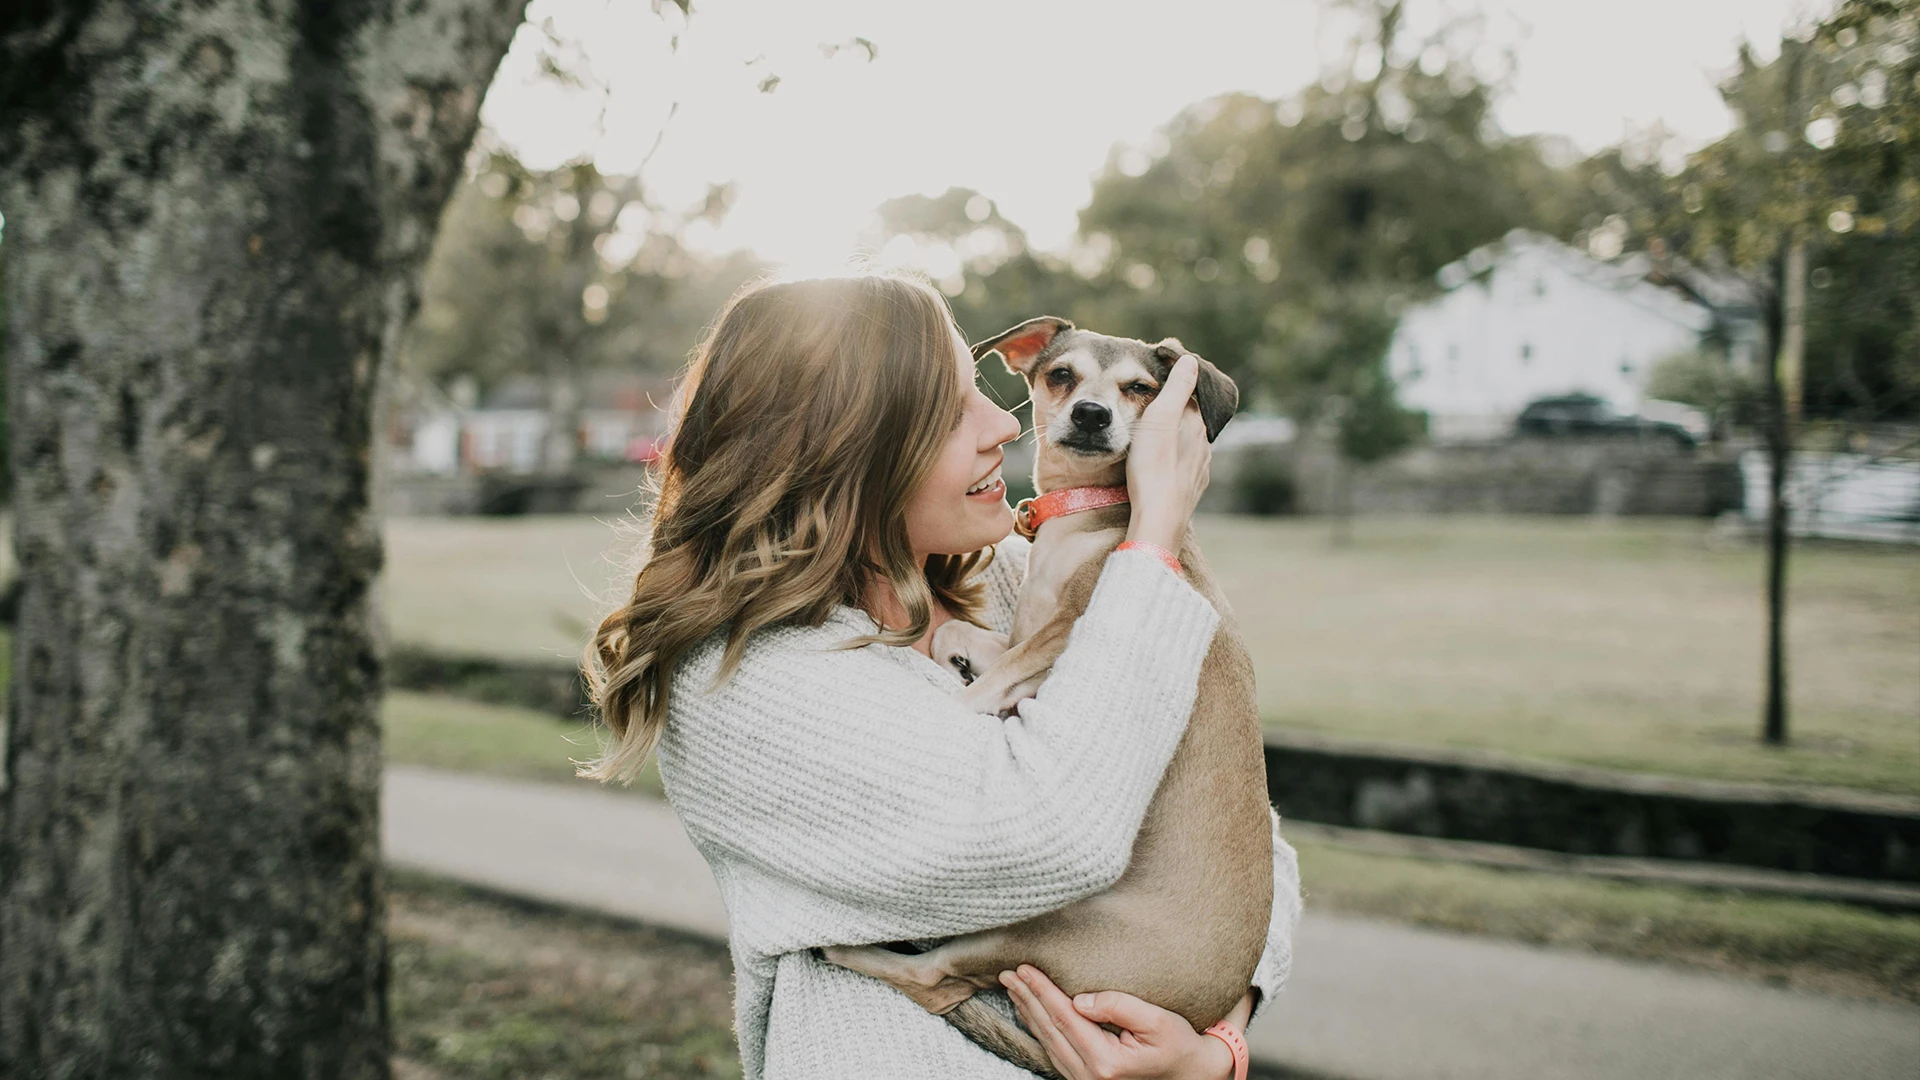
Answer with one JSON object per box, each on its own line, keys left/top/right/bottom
{"left": 1153, "top": 340, "right": 1239, "bottom": 442}
{"left": 972, "top": 316, "right": 1073, "bottom": 376}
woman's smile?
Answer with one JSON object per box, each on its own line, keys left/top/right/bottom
{"left": 965, "top": 463, "right": 1005, "bottom": 500}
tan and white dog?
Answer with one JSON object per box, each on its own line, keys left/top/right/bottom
{"left": 823, "top": 317, "right": 1273, "bottom": 1077}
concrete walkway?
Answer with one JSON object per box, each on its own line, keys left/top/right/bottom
{"left": 384, "top": 766, "right": 1920, "bottom": 1080}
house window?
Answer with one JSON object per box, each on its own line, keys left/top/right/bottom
{"left": 1519, "top": 343, "right": 1532, "bottom": 365}
{"left": 1407, "top": 344, "right": 1423, "bottom": 379}
{"left": 1534, "top": 278, "right": 1547, "bottom": 297}
{"left": 1620, "top": 359, "right": 1634, "bottom": 376}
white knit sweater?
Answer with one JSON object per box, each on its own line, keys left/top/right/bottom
{"left": 657, "top": 536, "right": 1303, "bottom": 1079}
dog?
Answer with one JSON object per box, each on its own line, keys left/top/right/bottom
{"left": 822, "top": 317, "right": 1273, "bottom": 1077}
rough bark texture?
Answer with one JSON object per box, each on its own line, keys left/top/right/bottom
{"left": 0, "top": 2, "right": 529, "bottom": 1076}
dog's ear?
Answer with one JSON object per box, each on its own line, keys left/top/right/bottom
{"left": 1153, "top": 340, "right": 1238, "bottom": 442}
{"left": 972, "top": 316, "right": 1073, "bottom": 376}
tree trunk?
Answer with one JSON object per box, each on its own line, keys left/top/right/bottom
{"left": 1762, "top": 253, "right": 1792, "bottom": 747}
{"left": 1779, "top": 232, "right": 1808, "bottom": 425}
{"left": 0, "top": 2, "right": 529, "bottom": 1077}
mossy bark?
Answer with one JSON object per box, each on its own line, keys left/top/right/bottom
{"left": 0, "top": 2, "right": 529, "bottom": 1076}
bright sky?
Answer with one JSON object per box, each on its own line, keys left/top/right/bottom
{"left": 481, "top": 0, "right": 1829, "bottom": 268}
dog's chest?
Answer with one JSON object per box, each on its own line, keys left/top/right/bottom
{"left": 1011, "top": 524, "right": 1126, "bottom": 644}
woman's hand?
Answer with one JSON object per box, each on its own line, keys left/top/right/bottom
{"left": 999, "top": 965, "right": 1251, "bottom": 1080}
{"left": 1125, "top": 355, "right": 1212, "bottom": 553}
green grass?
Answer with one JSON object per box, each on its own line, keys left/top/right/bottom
{"left": 389, "top": 872, "right": 739, "bottom": 1080}
{"left": 1295, "top": 837, "right": 1920, "bottom": 1004}
{"left": 383, "top": 690, "right": 663, "bottom": 798}
{"left": 383, "top": 513, "right": 1920, "bottom": 795}
{"left": 1197, "top": 516, "right": 1920, "bottom": 794}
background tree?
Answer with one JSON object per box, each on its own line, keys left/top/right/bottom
{"left": 1598, "top": 0, "right": 1920, "bottom": 745}
{"left": 1067, "top": 0, "right": 1557, "bottom": 532}
{"left": 872, "top": 185, "right": 1094, "bottom": 428}
{"left": 404, "top": 148, "right": 755, "bottom": 473}
{"left": 400, "top": 11, "right": 867, "bottom": 475}
{"left": 0, "top": 1, "right": 543, "bottom": 1075}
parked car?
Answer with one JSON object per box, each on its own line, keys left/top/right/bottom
{"left": 1515, "top": 394, "right": 1697, "bottom": 449}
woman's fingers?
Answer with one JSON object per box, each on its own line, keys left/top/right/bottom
{"left": 1016, "top": 966, "right": 1122, "bottom": 1070}
{"left": 1001, "top": 969, "right": 1090, "bottom": 1079}
{"left": 1125, "top": 354, "right": 1212, "bottom": 550}
{"left": 1068, "top": 988, "right": 1173, "bottom": 1035}
{"left": 1141, "top": 354, "right": 1200, "bottom": 425}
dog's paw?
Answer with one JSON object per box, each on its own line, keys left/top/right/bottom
{"left": 931, "top": 622, "right": 988, "bottom": 684}
{"left": 933, "top": 623, "right": 1010, "bottom": 680}
{"left": 947, "top": 653, "right": 976, "bottom": 684}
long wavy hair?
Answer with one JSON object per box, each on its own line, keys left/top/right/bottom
{"left": 577, "top": 272, "right": 993, "bottom": 784}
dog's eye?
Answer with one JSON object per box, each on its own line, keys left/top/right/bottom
{"left": 1046, "top": 368, "right": 1074, "bottom": 388}
{"left": 1126, "top": 382, "right": 1156, "bottom": 395}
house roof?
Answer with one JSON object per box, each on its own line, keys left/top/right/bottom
{"left": 1431, "top": 229, "right": 1756, "bottom": 334}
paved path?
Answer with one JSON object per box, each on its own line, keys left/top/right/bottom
{"left": 384, "top": 766, "right": 1920, "bottom": 1080}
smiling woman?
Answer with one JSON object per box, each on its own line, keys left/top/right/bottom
{"left": 575, "top": 267, "right": 1297, "bottom": 1080}
{"left": 578, "top": 272, "right": 991, "bottom": 784}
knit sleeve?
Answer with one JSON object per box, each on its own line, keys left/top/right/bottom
{"left": 1249, "top": 808, "right": 1303, "bottom": 1021}
{"left": 659, "top": 547, "right": 1219, "bottom": 949}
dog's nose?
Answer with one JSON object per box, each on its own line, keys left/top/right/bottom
{"left": 1070, "top": 401, "right": 1111, "bottom": 432}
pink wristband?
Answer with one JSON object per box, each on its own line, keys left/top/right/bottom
{"left": 1115, "top": 540, "right": 1182, "bottom": 575}
{"left": 1204, "top": 1021, "right": 1249, "bottom": 1080}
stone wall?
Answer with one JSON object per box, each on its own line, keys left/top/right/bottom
{"left": 1264, "top": 729, "right": 1920, "bottom": 883}
{"left": 1210, "top": 437, "right": 1745, "bottom": 518}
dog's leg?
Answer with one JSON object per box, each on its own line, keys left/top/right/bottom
{"left": 956, "top": 618, "right": 1066, "bottom": 714}
{"left": 931, "top": 621, "right": 1010, "bottom": 686}
{"left": 818, "top": 943, "right": 998, "bottom": 1015}
{"left": 956, "top": 557, "right": 1101, "bottom": 714}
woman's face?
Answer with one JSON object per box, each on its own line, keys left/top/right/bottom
{"left": 903, "top": 325, "right": 1023, "bottom": 557}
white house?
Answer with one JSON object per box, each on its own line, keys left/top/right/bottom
{"left": 1387, "top": 230, "right": 1754, "bottom": 440}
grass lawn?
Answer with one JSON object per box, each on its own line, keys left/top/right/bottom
{"left": 385, "top": 690, "right": 663, "bottom": 797}
{"left": 1201, "top": 515, "right": 1920, "bottom": 795}
{"left": 381, "top": 689, "right": 1920, "bottom": 1004}
{"left": 1294, "top": 838, "right": 1920, "bottom": 1005}
{"left": 390, "top": 871, "right": 739, "bottom": 1080}
{"left": 384, "top": 513, "right": 1920, "bottom": 795}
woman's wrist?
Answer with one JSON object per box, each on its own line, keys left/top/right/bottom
{"left": 1124, "top": 511, "right": 1182, "bottom": 552}
{"left": 1197, "top": 1027, "right": 1238, "bottom": 1080}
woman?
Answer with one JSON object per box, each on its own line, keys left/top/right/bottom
{"left": 581, "top": 272, "right": 1301, "bottom": 1080}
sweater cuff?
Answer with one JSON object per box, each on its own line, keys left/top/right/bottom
{"left": 1077, "top": 545, "right": 1221, "bottom": 672}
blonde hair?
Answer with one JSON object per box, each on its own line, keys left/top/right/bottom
{"left": 577, "top": 272, "right": 992, "bottom": 783}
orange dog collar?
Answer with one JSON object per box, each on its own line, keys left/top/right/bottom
{"left": 1012, "top": 485, "right": 1131, "bottom": 538}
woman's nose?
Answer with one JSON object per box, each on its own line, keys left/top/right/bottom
{"left": 989, "top": 404, "right": 1022, "bottom": 447}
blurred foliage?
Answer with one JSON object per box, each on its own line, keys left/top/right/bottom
{"left": 399, "top": 0, "right": 1919, "bottom": 447}
{"left": 1647, "top": 349, "right": 1762, "bottom": 428}
{"left": 404, "top": 148, "right": 763, "bottom": 396}
{"left": 876, "top": 1, "right": 1627, "bottom": 463}
{"left": 1611, "top": 0, "right": 1920, "bottom": 421}
{"left": 1233, "top": 452, "right": 1298, "bottom": 516}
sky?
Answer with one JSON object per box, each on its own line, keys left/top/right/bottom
{"left": 479, "top": 0, "right": 1830, "bottom": 269}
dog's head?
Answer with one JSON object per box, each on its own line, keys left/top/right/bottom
{"left": 973, "top": 316, "right": 1238, "bottom": 488}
